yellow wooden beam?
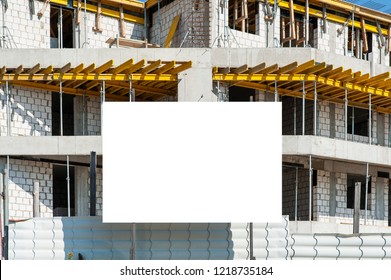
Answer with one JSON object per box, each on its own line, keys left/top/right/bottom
{"left": 81, "top": 63, "right": 96, "bottom": 74}
{"left": 28, "top": 64, "right": 41, "bottom": 75}
{"left": 164, "top": 15, "right": 181, "bottom": 48}
{"left": 166, "top": 61, "right": 192, "bottom": 74}
{"left": 94, "top": 60, "right": 114, "bottom": 74}
{"left": 110, "top": 59, "right": 134, "bottom": 74}
{"left": 140, "top": 60, "right": 161, "bottom": 74}
{"left": 71, "top": 63, "right": 85, "bottom": 74}
{"left": 153, "top": 61, "right": 176, "bottom": 74}
{"left": 125, "top": 59, "right": 145, "bottom": 74}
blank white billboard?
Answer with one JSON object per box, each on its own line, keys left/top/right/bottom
{"left": 103, "top": 102, "right": 281, "bottom": 223}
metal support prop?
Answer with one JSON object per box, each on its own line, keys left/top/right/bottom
{"left": 293, "top": 97, "right": 297, "bottom": 135}
{"left": 90, "top": 151, "right": 96, "bottom": 216}
{"left": 365, "top": 162, "right": 369, "bottom": 225}
{"left": 0, "top": 172, "right": 3, "bottom": 259}
{"left": 302, "top": 81, "right": 306, "bottom": 135}
{"left": 344, "top": 88, "right": 348, "bottom": 141}
{"left": 60, "top": 80, "right": 63, "bottom": 136}
{"left": 157, "top": 0, "right": 161, "bottom": 46}
{"left": 82, "top": 93, "right": 86, "bottom": 136}
{"left": 352, "top": 107, "right": 355, "bottom": 140}
{"left": 3, "top": 168, "right": 9, "bottom": 260}
{"left": 353, "top": 182, "right": 361, "bottom": 234}
{"left": 309, "top": 155, "right": 312, "bottom": 221}
{"left": 132, "top": 223, "right": 136, "bottom": 260}
{"left": 66, "top": 155, "right": 71, "bottom": 217}
{"left": 314, "top": 81, "right": 317, "bottom": 136}
{"left": 249, "top": 222, "right": 255, "bottom": 260}
{"left": 143, "top": 5, "right": 147, "bottom": 41}
{"left": 129, "top": 80, "right": 133, "bottom": 102}
{"left": 6, "top": 81, "right": 10, "bottom": 136}
{"left": 274, "top": 80, "right": 278, "bottom": 102}
{"left": 351, "top": 7, "right": 355, "bottom": 57}
{"left": 33, "top": 181, "right": 39, "bottom": 217}
{"left": 100, "top": 81, "right": 105, "bottom": 132}
{"left": 1, "top": 1, "right": 5, "bottom": 48}
{"left": 295, "top": 167, "right": 298, "bottom": 221}
{"left": 305, "top": 0, "right": 309, "bottom": 46}
{"left": 369, "top": 93, "right": 372, "bottom": 145}
{"left": 58, "top": 6, "right": 63, "bottom": 48}
{"left": 217, "top": 81, "right": 223, "bottom": 102}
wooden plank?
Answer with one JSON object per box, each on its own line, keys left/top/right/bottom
{"left": 105, "top": 37, "right": 160, "bottom": 48}
{"left": 139, "top": 60, "right": 162, "bottom": 74}
{"left": 289, "top": 0, "right": 296, "bottom": 39}
{"left": 119, "top": 5, "right": 126, "bottom": 38}
{"left": 59, "top": 63, "right": 71, "bottom": 74}
{"left": 360, "top": 17, "right": 366, "bottom": 52}
{"left": 93, "top": 0, "right": 103, "bottom": 32}
{"left": 232, "top": 64, "right": 248, "bottom": 74}
{"left": 125, "top": 59, "right": 145, "bottom": 74}
{"left": 163, "top": 15, "right": 181, "bottom": 48}
{"left": 110, "top": 59, "right": 134, "bottom": 74}
{"left": 153, "top": 61, "right": 176, "bottom": 74}
{"left": 28, "top": 64, "right": 41, "bottom": 75}
{"left": 37, "top": 0, "right": 50, "bottom": 19}
{"left": 244, "top": 63, "right": 266, "bottom": 74}
{"left": 166, "top": 61, "right": 192, "bottom": 74}
{"left": 258, "top": 64, "right": 279, "bottom": 74}
{"left": 275, "top": 62, "right": 298, "bottom": 74}
{"left": 81, "top": 63, "right": 96, "bottom": 74}
{"left": 94, "top": 60, "right": 114, "bottom": 74}
{"left": 76, "top": 0, "right": 82, "bottom": 25}
{"left": 14, "top": 65, "right": 24, "bottom": 75}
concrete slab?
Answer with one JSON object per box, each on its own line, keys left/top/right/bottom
{"left": 0, "top": 136, "right": 102, "bottom": 155}
{"left": 283, "top": 135, "right": 391, "bottom": 167}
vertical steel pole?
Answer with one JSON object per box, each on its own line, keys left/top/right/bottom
{"left": 302, "top": 81, "right": 306, "bottom": 135}
{"left": 100, "top": 81, "right": 105, "bottom": 133}
{"left": 344, "top": 88, "right": 348, "bottom": 141}
{"left": 33, "top": 181, "right": 40, "bottom": 217}
{"left": 314, "top": 81, "right": 317, "bottom": 136}
{"left": 305, "top": 0, "right": 309, "bottom": 46}
{"left": 129, "top": 80, "right": 133, "bottom": 102}
{"left": 66, "top": 155, "right": 71, "bottom": 217}
{"left": 295, "top": 167, "right": 298, "bottom": 221}
{"left": 6, "top": 81, "right": 10, "bottom": 136}
{"left": 309, "top": 155, "right": 312, "bottom": 222}
{"left": 365, "top": 162, "right": 369, "bottom": 225}
{"left": 3, "top": 168, "right": 9, "bottom": 260}
{"left": 274, "top": 80, "right": 278, "bottom": 102}
{"left": 60, "top": 80, "right": 63, "bottom": 136}
{"left": 351, "top": 8, "right": 355, "bottom": 57}
{"left": 157, "top": 0, "right": 161, "bottom": 46}
{"left": 369, "top": 93, "right": 372, "bottom": 145}
{"left": 294, "top": 97, "right": 297, "bottom": 135}
{"left": 0, "top": 172, "right": 3, "bottom": 259}
{"left": 352, "top": 107, "right": 355, "bottom": 140}
{"left": 353, "top": 182, "right": 361, "bottom": 234}
{"left": 90, "top": 151, "right": 96, "bottom": 216}
{"left": 82, "top": 93, "right": 86, "bottom": 136}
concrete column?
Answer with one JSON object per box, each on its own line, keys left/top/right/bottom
{"left": 33, "top": 181, "right": 40, "bottom": 217}
{"left": 329, "top": 172, "right": 337, "bottom": 216}
{"left": 329, "top": 103, "right": 336, "bottom": 138}
{"left": 178, "top": 68, "right": 216, "bottom": 101}
{"left": 376, "top": 179, "right": 385, "bottom": 220}
{"left": 74, "top": 166, "right": 89, "bottom": 216}
{"left": 377, "top": 113, "right": 385, "bottom": 146}
{"left": 353, "top": 182, "right": 361, "bottom": 234}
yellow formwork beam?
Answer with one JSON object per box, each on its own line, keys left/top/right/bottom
{"left": 164, "top": 15, "right": 181, "bottom": 48}
{"left": 270, "top": 0, "right": 389, "bottom": 35}
{"left": 1, "top": 73, "right": 177, "bottom": 81}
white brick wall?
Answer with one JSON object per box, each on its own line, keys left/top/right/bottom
{"left": 0, "top": 86, "right": 51, "bottom": 136}
{"left": 87, "top": 96, "right": 101, "bottom": 135}
{"left": 1, "top": 0, "right": 50, "bottom": 48}
{"left": 6, "top": 158, "right": 53, "bottom": 220}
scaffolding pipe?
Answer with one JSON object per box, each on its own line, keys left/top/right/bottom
{"left": 314, "top": 81, "right": 317, "bottom": 136}
{"left": 66, "top": 155, "right": 71, "bottom": 217}
{"left": 6, "top": 81, "right": 10, "bottom": 136}
{"left": 365, "top": 162, "right": 369, "bottom": 225}
{"left": 83, "top": 0, "right": 88, "bottom": 47}
{"left": 353, "top": 182, "right": 361, "bottom": 234}
{"left": 157, "top": 0, "right": 161, "bottom": 46}
{"left": 143, "top": 4, "right": 147, "bottom": 41}
{"left": 58, "top": 6, "right": 63, "bottom": 49}
{"left": 369, "top": 92, "right": 372, "bottom": 145}
{"left": 295, "top": 167, "right": 298, "bottom": 221}
{"left": 302, "top": 81, "right": 305, "bottom": 135}
{"left": 60, "top": 80, "right": 63, "bottom": 136}
{"left": 223, "top": 0, "right": 227, "bottom": 48}
{"left": 352, "top": 106, "right": 355, "bottom": 140}
{"left": 90, "top": 151, "right": 96, "bottom": 216}
{"left": 351, "top": 7, "right": 355, "bottom": 57}
{"left": 3, "top": 167, "right": 8, "bottom": 260}
{"left": 274, "top": 80, "right": 278, "bottom": 102}
{"left": 129, "top": 80, "right": 133, "bottom": 102}
{"left": 305, "top": 0, "right": 309, "bottom": 46}
{"left": 33, "top": 181, "right": 39, "bottom": 217}
{"left": 0, "top": 172, "right": 3, "bottom": 259}
{"left": 100, "top": 81, "right": 105, "bottom": 131}
{"left": 344, "top": 88, "right": 348, "bottom": 141}
{"left": 1, "top": 1, "right": 5, "bottom": 48}
{"left": 82, "top": 93, "right": 86, "bottom": 136}
{"left": 294, "top": 97, "right": 297, "bottom": 135}
{"left": 309, "top": 155, "right": 312, "bottom": 222}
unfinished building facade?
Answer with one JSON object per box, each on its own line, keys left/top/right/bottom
{"left": 1, "top": 0, "right": 391, "bottom": 260}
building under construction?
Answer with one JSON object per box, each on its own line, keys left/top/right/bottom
{"left": 0, "top": 0, "right": 391, "bottom": 260}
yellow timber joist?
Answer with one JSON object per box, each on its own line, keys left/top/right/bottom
{"left": 269, "top": 0, "right": 389, "bottom": 35}
{"left": 0, "top": 60, "right": 192, "bottom": 101}
{"left": 213, "top": 60, "right": 391, "bottom": 113}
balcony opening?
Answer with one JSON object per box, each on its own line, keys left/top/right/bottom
{"left": 50, "top": 5, "right": 74, "bottom": 48}
{"left": 52, "top": 92, "right": 75, "bottom": 136}
{"left": 53, "top": 164, "right": 75, "bottom": 216}
{"left": 347, "top": 106, "right": 369, "bottom": 137}
{"left": 228, "top": 0, "right": 258, "bottom": 34}
{"left": 228, "top": 86, "right": 255, "bottom": 101}
{"left": 347, "top": 173, "right": 371, "bottom": 210}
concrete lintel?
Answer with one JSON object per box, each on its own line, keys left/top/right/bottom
{"left": 0, "top": 136, "right": 102, "bottom": 156}
{"left": 283, "top": 135, "right": 391, "bottom": 167}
